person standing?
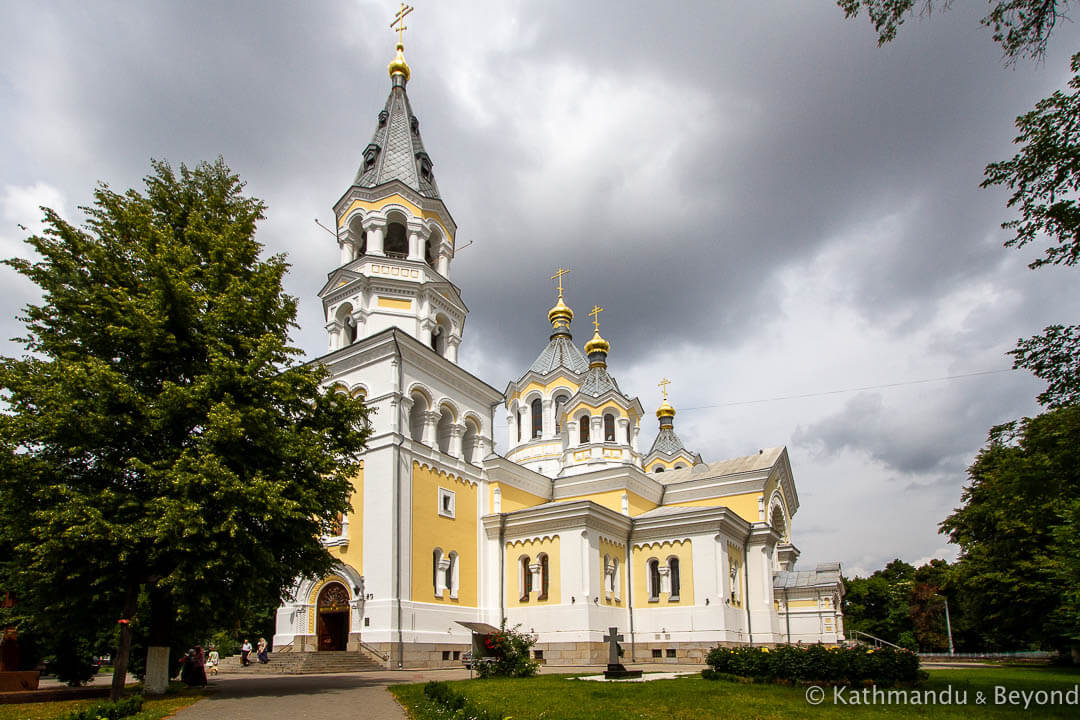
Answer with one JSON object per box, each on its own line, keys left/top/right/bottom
{"left": 257, "top": 637, "right": 269, "bottom": 664}
{"left": 206, "top": 644, "right": 220, "bottom": 676}
{"left": 240, "top": 638, "right": 252, "bottom": 667}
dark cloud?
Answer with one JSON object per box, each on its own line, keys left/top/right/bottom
{"left": 1, "top": 0, "right": 1077, "bottom": 574}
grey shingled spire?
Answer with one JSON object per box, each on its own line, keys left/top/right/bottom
{"left": 648, "top": 426, "right": 688, "bottom": 456}
{"left": 353, "top": 78, "right": 440, "bottom": 198}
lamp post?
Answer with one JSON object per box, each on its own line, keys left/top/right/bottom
{"left": 933, "top": 594, "right": 954, "bottom": 655}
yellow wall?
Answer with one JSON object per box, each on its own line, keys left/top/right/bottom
{"left": 337, "top": 195, "right": 453, "bottom": 245}
{"left": 377, "top": 296, "right": 412, "bottom": 310}
{"left": 508, "top": 377, "right": 580, "bottom": 406}
{"left": 336, "top": 462, "right": 364, "bottom": 572}
{"left": 505, "top": 536, "right": 561, "bottom": 607}
{"left": 411, "top": 461, "right": 478, "bottom": 606}
{"left": 565, "top": 399, "right": 635, "bottom": 422}
{"left": 558, "top": 489, "right": 657, "bottom": 516}
{"left": 598, "top": 537, "right": 627, "bottom": 606}
{"left": 631, "top": 540, "right": 694, "bottom": 608}
{"left": 666, "top": 490, "right": 763, "bottom": 525}
{"left": 644, "top": 456, "right": 694, "bottom": 473}
{"left": 489, "top": 481, "right": 548, "bottom": 514}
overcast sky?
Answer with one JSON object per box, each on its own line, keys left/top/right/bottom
{"left": 2, "top": 1, "right": 1077, "bottom": 578}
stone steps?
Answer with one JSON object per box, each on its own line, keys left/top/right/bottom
{"left": 218, "top": 651, "right": 384, "bottom": 675}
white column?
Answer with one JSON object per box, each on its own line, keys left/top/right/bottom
{"left": 590, "top": 416, "right": 602, "bottom": 445}
{"left": 632, "top": 423, "right": 640, "bottom": 453}
{"left": 407, "top": 226, "right": 424, "bottom": 261}
{"left": 542, "top": 399, "right": 554, "bottom": 438}
{"left": 326, "top": 322, "right": 339, "bottom": 352}
{"left": 449, "top": 423, "right": 465, "bottom": 459}
{"left": 420, "top": 319, "right": 434, "bottom": 346}
{"left": 367, "top": 221, "right": 386, "bottom": 256}
{"left": 446, "top": 336, "right": 460, "bottom": 363}
{"left": 617, "top": 417, "right": 629, "bottom": 447}
{"left": 567, "top": 420, "right": 578, "bottom": 448}
{"left": 506, "top": 412, "right": 517, "bottom": 449}
{"left": 437, "top": 250, "right": 450, "bottom": 277}
{"left": 339, "top": 240, "right": 352, "bottom": 265}
{"left": 422, "top": 411, "right": 440, "bottom": 447}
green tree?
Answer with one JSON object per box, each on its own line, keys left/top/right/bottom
{"left": 940, "top": 405, "right": 1080, "bottom": 650}
{"left": 984, "top": 52, "right": 1080, "bottom": 407}
{"left": 837, "top": 1, "right": 1072, "bottom": 62}
{"left": 842, "top": 559, "right": 915, "bottom": 644}
{"left": 0, "top": 158, "right": 370, "bottom": 698}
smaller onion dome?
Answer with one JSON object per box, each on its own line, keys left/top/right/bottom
{"left": 548, "top": 294, "right": 574, "bottom": 327}
{"left": 584, "top": 329, "right": 610, "bottom": 356}
{"left": 388, "top": 42, "right": 411, "bottom": 83}
{"left": 656, "top": 399, "right": 676, "bottom": 419}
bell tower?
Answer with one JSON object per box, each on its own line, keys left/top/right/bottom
{"left": 319, "top": 16, "right": 466, "bottom": 362}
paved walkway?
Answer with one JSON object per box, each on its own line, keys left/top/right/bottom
{"left": 171, "top": 664, "right": 706, "bottom": 719}
{"left": 171, "top": 669, "right": 467, "bottom": 720}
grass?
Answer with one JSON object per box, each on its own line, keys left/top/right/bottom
{"left": 389, "top": 665, "right": 1080, "bottom": 719}
{"left": 0, "top": 685, "right": 207, "bottom": 720}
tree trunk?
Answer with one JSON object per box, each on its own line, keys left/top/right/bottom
{"left": 144, "top": 585, "right": 174, "bottom": 695}
{"left": 110, "top": 584, "right": 138, "bottom": 702}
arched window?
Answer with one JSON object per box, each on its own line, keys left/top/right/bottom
{"left": 425, "top": 231, "right": 438, "bottom": 268}
{"left": 446, "top": 552, "right": 458, "bottom": 599}
{"left": 654, "top": 467, "right": 664, "bottom": 473}
{"left": 579, "top": 415, "right": 590, "bottom": 443}
{"left": 433, "top": 547, "right": 443, "bottom": 595}
{"left": 519, "top": 556, "right": 532, "bottom": 601}
{"left": 530, "top": 398, "right": 543, "bottom": 438}
{"left": 385, "top": 222, "right": 408, "bottom": 257}
{"left": 515, "top": 405, "right": 522, "bottom": 443}
{"left": 604, "top": 413, "right": 615, "bottom": 442}
{"left": 554, "top": 394, "right": 568, "bottom": 433}
{"left": 436, "top": 406, "right": 454, "bottom": 454}
{"left": 409, "top": 391, "right": 428, "bottom": 443}
{"left": 462, "top": 420, "right": 478, "bottom": 465}
{"left": 669, "top": 558, "right": 681, "bottom": 600}
{"left": 648, "top": 559, "right": 661, "bottom": 601}
{"left": 538, "top": 553, "right": 549, "bottom": 600}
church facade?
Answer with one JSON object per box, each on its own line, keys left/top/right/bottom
{"left": 272, "top": 36, "right": 844, "bottom": 668}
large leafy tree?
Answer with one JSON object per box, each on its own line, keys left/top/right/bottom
{"left": 0, "top": 159, "right": 370, "bottom": 697}
{"left": 838, "top": 1, "right": 1072, "bottom": 62}
{"left": 940, "top": 406, "right": 1080, "bottom": 650}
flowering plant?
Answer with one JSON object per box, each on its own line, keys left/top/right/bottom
{"left": 474, "top": 624, "right": 538, "bottom": 678}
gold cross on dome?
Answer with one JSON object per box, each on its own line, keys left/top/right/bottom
{"left": 551, "top": 266, "right": 570, "bottom": 296}
{"left": 589, "top": 305, "right": 604, "bottom": 332}
{"left": 391, "top": 2, "right": 414, "bottom": 44}
{"left": 658, "top": 378, "right": 671, "bottom": 401}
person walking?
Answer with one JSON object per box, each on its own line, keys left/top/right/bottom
{"left": 257, "top": 637, "right": 269, "bottom": 664}
{"left": 240, "top": 639, "right": 252, "bottom": 667}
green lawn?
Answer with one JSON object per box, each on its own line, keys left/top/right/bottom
{"left": 0, "top": 686, "right": 207, "bottom": 720}
{"left": 390, "top": 666, "right": 1080, "bottom": 720}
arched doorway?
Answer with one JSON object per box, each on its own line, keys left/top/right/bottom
{"left": 316, "top": 582, "right": 350, "bottom": 651}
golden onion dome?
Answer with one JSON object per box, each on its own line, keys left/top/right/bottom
{"left": 584, "top": 329, "right": 610, "bottom": 356}
{"left": 548, "top": 294, "right": 574, "bottom": 325}
{"left": 388, "top": 42, "right": 411, "bottom": 82}
{"left": 656, "top": 400, "right": 676, "bottom": 419}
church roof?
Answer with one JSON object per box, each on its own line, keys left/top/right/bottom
{"left": 648, "top": 427, "right": 688, "bottom": 456}
{"left": 774, "top": 562, "right": 842, "bottom": 589}
{"left": 353, "top": 84, "right": 441, "bottom": 198}
{"left": 528, "top": 334, "right": 589, "bottom": 375}
{"left": 579, "top": 364, "right": 621, "bottom": 396}
{"left": 648, "top": 447, "right": 785, "bottom": 485}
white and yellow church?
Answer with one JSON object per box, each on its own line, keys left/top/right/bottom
{"left": 272, "top": 29, "right": 844, "bottom": 668}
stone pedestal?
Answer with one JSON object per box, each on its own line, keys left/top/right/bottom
{"left": 144, "top": 646, "right": 171, "bottom": 695}
{"left": 603, "top": 663, "right": 642, "bottom": 679}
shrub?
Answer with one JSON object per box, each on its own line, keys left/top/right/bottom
{"left": 423, "top": 682, "right": 503, "bottom": 720}
{"left": 704, "top": 644, "right": 920, "bottom": 685}
{"left": 58, "top": 695, "right": 144, "bottom": 720}
{"left": 473, "top": 625, "right": 539, "bottom": 679}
